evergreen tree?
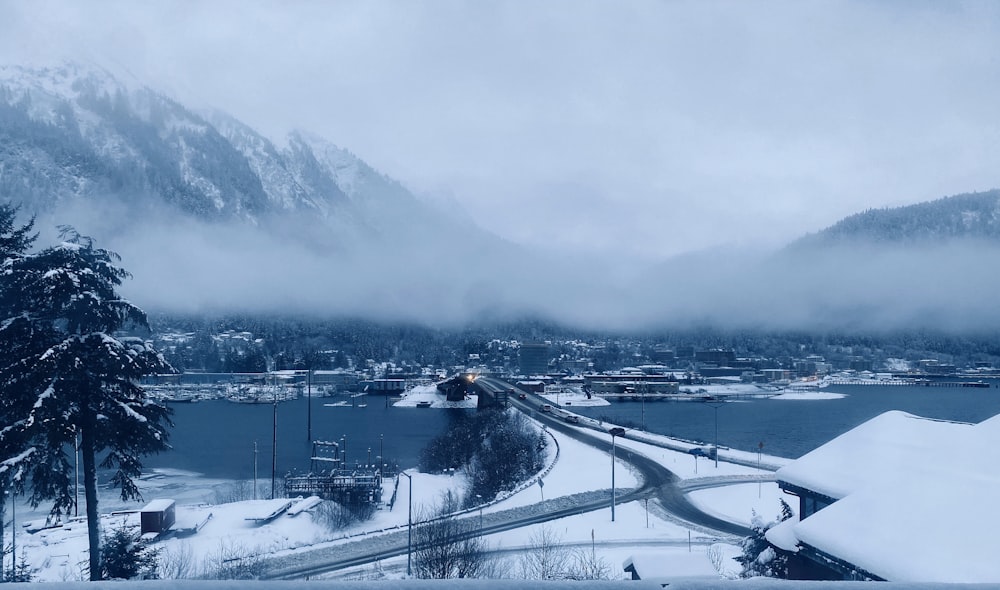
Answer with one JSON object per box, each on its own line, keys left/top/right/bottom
{"left": 0, "top": 203, "right": 36, "bottom": 581}
{"left": 737, "top": 498, "right": 794, "bottom": 579}
{"left": 99, "top": 525, "right": 160, "bottom": 580}
{"left": 0, "top": 225, "right": 172, "bottom": 580}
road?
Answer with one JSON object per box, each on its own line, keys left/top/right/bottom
{"left": 477, "top": 377, "right": 753, "bottom": 538}
{"left": 262, "top": 377, "right": 756, "bottom": 579}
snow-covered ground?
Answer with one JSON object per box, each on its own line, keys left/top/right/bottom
{"left": 9, "top": 406, "right": 789, "bottom": 583}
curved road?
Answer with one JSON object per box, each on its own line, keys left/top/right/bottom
{"left": 263, "top": 377, "right": 755, "bottom": 579}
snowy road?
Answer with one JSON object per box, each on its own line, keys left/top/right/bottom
{"left": 262, "top": 379, "right": 756, "bottom": 579}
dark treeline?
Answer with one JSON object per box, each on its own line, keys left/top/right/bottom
{"left": 147, "top": 313, "right": 1000, "bottom": 374}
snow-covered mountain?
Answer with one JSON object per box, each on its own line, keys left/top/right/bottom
{"left": 0, "top": 62, "right": 466, "bottom": 248}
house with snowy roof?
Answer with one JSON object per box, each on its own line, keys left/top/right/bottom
{"left": 767, "top": 410, "right": 1000, "bottom": 583}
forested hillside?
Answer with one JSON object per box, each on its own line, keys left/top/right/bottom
{"left": 793, "top": 190, "right": 1000, "bottom": 247}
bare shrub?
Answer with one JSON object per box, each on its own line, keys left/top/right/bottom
{"left": 568, "top": 547, "right": 613, "bottom": 580}
{"left": 518, "top": 525, "right": 568, "bottom": 579}
{"left": 203, "top": 541, "right": 266, "bottom": 580}
{"left": 413, "top": 493, "right": 498, "bottom": 579}
{"left": 159, "top": 542, "right": 197, "bottom": 579}
{"left": 312, "top": 500, "right": 376, "bottom": 532}
{"left": 210, "top": 480, "right": 253, "bottom": 504}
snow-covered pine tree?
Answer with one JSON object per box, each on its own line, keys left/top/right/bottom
{"left": 0, "top": 224, "right": 172, "bottom": 581}
{"left": 737, "top": 498, "right": 794, "bottom": 579}
{"left": 0, "top": 203, "right": 37, "bottom": 582}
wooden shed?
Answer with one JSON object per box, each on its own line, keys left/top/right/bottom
{"left": 140, "top": 499, "right": 176, "bottom": 535}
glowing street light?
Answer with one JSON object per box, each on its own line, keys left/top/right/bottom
{"left": 706, "top": 400, "right": 725, "bottom": 468}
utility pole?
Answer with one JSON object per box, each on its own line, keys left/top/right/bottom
{"left": 609, "top": 427, "right": 625, "bottom": 522}
{"left": 272, "top": 385, "right": 277, "bottom": 499}
{"left": 253, "top": 441, "right": 258, "bottom": 500}
{"left": 401, "top": 471, "right": 413, "bottom": 577}
{"left": 307, "top": 369, "right": 312, "bottom": 441}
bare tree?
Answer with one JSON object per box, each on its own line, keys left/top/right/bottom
{"left": 413, "top": 493, "right": 496, "bottom": 579}
{"left": 518, "top": 525, "right": 568, "bottom": 580}
{"left": 203, "top": 541, "right": 266, "bottom": 580}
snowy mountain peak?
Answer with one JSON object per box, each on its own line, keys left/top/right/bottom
{"left": 0, "top": 62, "right": 443, "bottom": 238}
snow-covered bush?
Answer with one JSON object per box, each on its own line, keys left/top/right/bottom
{"left": 737, "top": 498, "right": 794, "bottom": 579}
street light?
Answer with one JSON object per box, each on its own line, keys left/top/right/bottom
{"left": 271, "top": 385, "right": 278, "bottom": 499}
{"left": 608, "top": 427, "right": 626, "bottom": 522}
{"left": 401, "top": 471, "right": 414, "bottom": 577}
{"left": 476, "top": 494, "right": 483, "bottom": 530}
{"left": 706, "top": 400, "right": 725, "bottom": 468}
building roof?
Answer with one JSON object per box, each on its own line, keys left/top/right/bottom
{"left": 776, "top": 410, "right": 974, "bottom": 500}
{"left": 141, "top": 498, "right": 175, "bottom": 512}
{"left": 773, "top": 411, "right": 1000, "bottom": 582}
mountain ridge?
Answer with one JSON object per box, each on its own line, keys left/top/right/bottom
{"left": 0, "top": 62, "right": 450, "bottom": 244}
{"left": 791, "top": 189, "right": 1000, "bottom": 249}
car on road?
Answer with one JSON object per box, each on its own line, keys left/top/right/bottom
{"left": 540, "top": 404, "right": 552, "bottom": 412}
{"left": 518, "top": 393, "right": 527, "bottom": 400}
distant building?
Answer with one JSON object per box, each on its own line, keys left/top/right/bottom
{"left": 695, "top": 349, "right": 736, "bottom": 366}
{"left": 768, "top": 411, "right": 1000, "bottom": 582}
{"left": 761, "top": 369, "right": 792, "bottom": 382}
{"left": 651, "top": 347, "right": 676, "bottom": 364}
{"left": 519, "top": 343, "right": 551, "bottom": 376}
{"left": 583, "top": 373, "right": 679, "bottom": 395}
{"left": 848, "top": 358, "right": 873, "bottom": 372}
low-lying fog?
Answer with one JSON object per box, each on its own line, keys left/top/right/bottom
{"left": 35, "top": 201, "right": 1000, "bottom": 333}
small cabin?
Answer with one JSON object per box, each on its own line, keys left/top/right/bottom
{"left": 140, "top": 499, "right": 176, "bottom": 535}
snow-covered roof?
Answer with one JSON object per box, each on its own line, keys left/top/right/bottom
{"left": 140, "top": 498, "right": 175, "bottom": 512}
{"left": 775, "top": 410, "right": 1000, "bottom": 582}
{"left": 776, "top": 410, "right": 974, "bottom": 500}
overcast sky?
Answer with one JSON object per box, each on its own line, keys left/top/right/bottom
{"left": 3, "top": 0, "right": 1000, "bottom": 262}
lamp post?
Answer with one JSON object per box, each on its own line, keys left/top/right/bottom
{"left": 271, "top": 384, "right": 277, "bottom": 499}
{"left": 476, "top": 494, "right": 483, "bottom": 530}
{"left": 608, "top": 427, "right": 626, "bottom": 522}
{"left": 380, "top": 434, "right": 384, "bottom": 471}
{"left": 706, "top": 400, "right": 724, "bottom": 468}
{"left": 367, "top": 447, "right": 372, "bottom": 467}
{"left": 9, "top": 489, "right": 14, "bottom": 579}
{"left": 307, "top": 369, "right": 312, "bottom": 441}
{"left": 401, "top": 471, "right": 413, "bottom": 577}
{"left": 74, "top": 430, "right": 79, "bottom": 517}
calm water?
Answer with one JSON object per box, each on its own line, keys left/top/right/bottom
{"left": 574, "top": 382, "right": 1000, "bottom": 458}
{"left": 144, "top": 382, "right": 1000, "bottom": 479}
{"left": 144, "top": 395, "right": 454, "bottom": 480}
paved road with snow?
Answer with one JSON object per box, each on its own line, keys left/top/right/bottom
{"left": 262, "top": 377, "right": 755, "bottom": 579}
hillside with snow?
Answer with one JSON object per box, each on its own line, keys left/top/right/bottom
{"left": 791, "top": 190, "right": 1000, "bottom": 248}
